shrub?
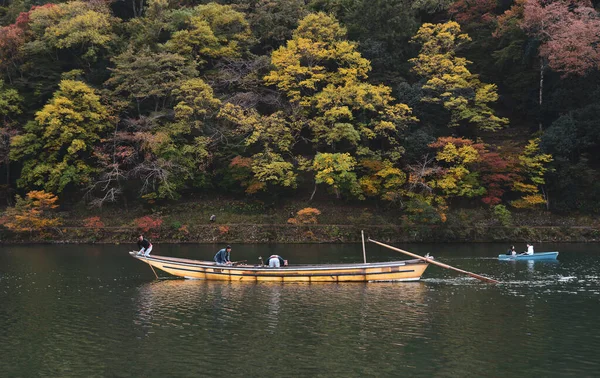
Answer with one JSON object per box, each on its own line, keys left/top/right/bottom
{"left": 293, "top": 208, "right": 321, "bottom": 224}
{"left": 493, "top": 204, "right": 513, "bottom": 227}
{"left": 218, "top": 225, "right": 230, "bottom": 235}
{"left": 134, "top": 216, "right": 163, "bottom": 233}
{"left": 83, "top": 216, "right": 104, "bottom": 229}
{"left": 1, "top": 191, "right": 62, "bottom": 234}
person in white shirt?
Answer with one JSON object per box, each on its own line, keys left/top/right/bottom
{"left": 525, "top": 243, "right": 534, "bottom": 255}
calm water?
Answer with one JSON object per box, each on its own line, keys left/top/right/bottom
{"left": 1, "top": 243, "right": 599, "bottom": 377}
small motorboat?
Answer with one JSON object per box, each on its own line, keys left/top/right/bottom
{"left": 498, "top": 252, "right": 559, "bottom": 261}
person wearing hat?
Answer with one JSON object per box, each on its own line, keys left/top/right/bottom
{"left": 214, "top": 245, "right": 232, "bottom": 265}
{"left": 137, "top": 235, "right": 153, "bottom": 257}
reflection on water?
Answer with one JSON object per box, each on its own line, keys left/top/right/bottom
{"left": 1, "top": 243, "right": 600, "bottom": 377}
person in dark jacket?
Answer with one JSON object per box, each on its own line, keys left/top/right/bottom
{"left": 137, "top": 235, "right": 153, "bottom": 257}
{"left": 214, "top": 245, "right": 232, "bottom": 265}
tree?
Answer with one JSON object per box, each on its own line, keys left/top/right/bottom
{"left": 496, "top": 0, "right": 600, "bottom": 130}
{"left": 222, "top": 13, "right": 415, "bottom": 199}
{"left": 10, "top": 80, "right": 110, "bottom": 193}
{"left": 27, "top": 1, "right": 118, "bottom": 65}
{"left": 0, "top": 8, "right": 32, "bottom": 83}
{"left": 410, "top": 22, "right": 508, "bottom": 132}
{"left": 512, "top": 138, "right": 553, "bottom": 208}
{"left": 2, "top": 190, "right": 61, "bottom": 234}
{"left": 309, "top": 0, "right": 421, "bottom": 83}
{"left": 173, "top": 77, "right": 222, "bottom": 130}
{"left": 428, "top": 137, "right": 486, "bottom": 198}
{"left": 312, "top": 152, "right": 360, "bottom": 199}
{"left": 0, "top": 79, "right": 22, "bottom": 193}
{"left": 106, "top": 48, "right": 197, "bottom": 115}
{"left": 163, "top": 3, "right": 252, "bottom": 66}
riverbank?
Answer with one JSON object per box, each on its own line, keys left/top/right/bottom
{"left": 1, "top": 197, "right": 599, "bottom": 243}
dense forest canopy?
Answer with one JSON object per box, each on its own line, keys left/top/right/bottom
{"left": 1, "top": 0, "right": 600, "bottom": 220}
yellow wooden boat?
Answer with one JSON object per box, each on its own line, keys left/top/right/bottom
{"left": 130, "top": 252, "right": 429, "bottom": 282}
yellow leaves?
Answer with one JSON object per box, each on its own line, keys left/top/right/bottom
{"left": 410, "top": 21, "right": 508, "bottom": 131}
{"left": 219, "top": 103, "right": 297, "bottom": 153}
{"left": 2, "top": 190, "right": 61, "bottom": 234}
{"left": 251, "top": 152, "right": 297, "bottom": 189}
{"left": 164, "top": 3, "right": 251, "bottom": 63}
{"left": 436, "top": 143, "right": 479, "bottom": 164}
{"left": 511, "top": 138, "right": 553, "bottom": 208}
{"left": 511, "top": 195, "right": 546, "bottom": 209}
{"left": 29, "top": 1, "right": 117, "bottom": 62}
{"left": 173, "top": 78, "right": 221, "bottom": 127}
{"left": 67, "top": 139, "right": 86, "bottom": 155}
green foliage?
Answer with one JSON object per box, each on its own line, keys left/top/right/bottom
{"left": 313, "top": 152, "right": 360, "bottom": 199}
{"left": 410, "top": 22, "right": 508, "bottom": 132}
{"left": 163, "top": 3, "right": 252, "bottom": 65}
{"left": 492, "top": 204, "right": 513, "bottom": 227}
{"left": 10, "top": 80, "right": 110, "bottom": 192}
{"left": 429, "top": 137, "right": 486, "bottom": 198}
{"left": 0, "top": 79, "right": 22, "bottom": 119}
{"left": 106, "top": 48, "right": 196, "bottom": 114}
{"left": 1, "top": 0, "right": 599, "bottom": 217}
{"left": 27, "top": 1, "right": 118, "bottom": 63}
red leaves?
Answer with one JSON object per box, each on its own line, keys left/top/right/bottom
{"left": 450, "top": 0, "right": 497, "bottom": 25}
{"left": 521, "top": 0, "right": 600, "bottom": 76}
{"left": 134, "top": 216, "right": 163, "bottom": 233}
{"left": 83, "top": 216, "right": 105, "bottom": 229}
{"left": 478, "top": 151, "right": 519, "bottom": 206}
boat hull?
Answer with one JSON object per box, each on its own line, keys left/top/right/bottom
{"left": 498, "top": 252, "right": 559, "bottom": 261}
{"left": 130, "top": 253, "right": 429, "bottom": 282}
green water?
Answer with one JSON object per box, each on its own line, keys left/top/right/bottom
{"left": 1, "top": 243, "right": 599, "bottom": 377}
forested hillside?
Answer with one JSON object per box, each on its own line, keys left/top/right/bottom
{"left": 1, "top": 0, "right": 600, "bottom": 228}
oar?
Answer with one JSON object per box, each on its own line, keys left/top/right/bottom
{"left": 368, "top": 238, "right": 500, "bottom": 284}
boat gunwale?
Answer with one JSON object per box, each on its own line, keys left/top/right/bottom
{"left": 132, "top": 253, "right": 428, "bottom": 272}
{"left": 498, "top": 251, "right": 559, "bottom": 260}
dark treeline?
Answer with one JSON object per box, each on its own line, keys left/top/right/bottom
{"left": 1, "top": 0, "right": 600, "bottom": 223}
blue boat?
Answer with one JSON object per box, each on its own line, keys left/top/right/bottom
{"left": 498, "top": 252, "right": 559, "bottom": 261}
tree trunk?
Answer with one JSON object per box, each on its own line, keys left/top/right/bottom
{"left": 539, "top": 57, "right": 544, "bottom": 132}
{"left": 309, "top": 182, "right": 317, "bottom": 201}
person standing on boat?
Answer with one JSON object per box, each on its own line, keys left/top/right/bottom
{"left": 214, "top": 245, "right": 232, "bottom": 265}
{"left": 268, "top": 254, "right": 287, "bottom": 268}
{"left": 137, "top": 235, "right": 153, "bottom": 257}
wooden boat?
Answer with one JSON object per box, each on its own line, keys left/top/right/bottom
{"left": 498, "top": 251, "right": 559, "bottom": 261}
{"left": 130, "top": 252, "right": 429, "bottom": 282}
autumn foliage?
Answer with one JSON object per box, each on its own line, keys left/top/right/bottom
{"left": 2, "top": 191, "right": 61, "bottom": 233}
{"left": 133, "top": 216, "right": 164, "bottom": 233}
{"left": 83, "top": 216, "right": 105, "bottom": 229}
{"left": 288, "top": 208, "right": 321, "bottom": 224}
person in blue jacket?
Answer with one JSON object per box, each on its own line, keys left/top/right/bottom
{"left": 214, "top": 245, "right": 232, "bottom": 265}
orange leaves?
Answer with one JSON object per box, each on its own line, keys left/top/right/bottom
{"left": 2, "top": 190, "right": 61, "bottom": 233}
{"left": 83, "top": 216, "right": 104, "bottom": 229}
{"left": 288, "top": 207, "right": 321, "bottom": 224}
{"left": 133, "top": 216, "right": 163, "bottom": 233}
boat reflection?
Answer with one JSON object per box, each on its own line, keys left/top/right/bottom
{"left": 133, "top": 279, "right": 431, "bottom": 346}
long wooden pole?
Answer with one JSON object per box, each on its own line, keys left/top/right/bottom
{"left": 148, "top": 263, "right": 159, "bottom": 279}
{"left": 361, "top": 230, "right": 367, "bottom": 264}
{"left": 368, "top": 238, "right": 499, "bottom": 284}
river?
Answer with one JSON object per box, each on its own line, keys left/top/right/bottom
{"left": 1, "top": 243, "right": 599, "bottom": 377}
